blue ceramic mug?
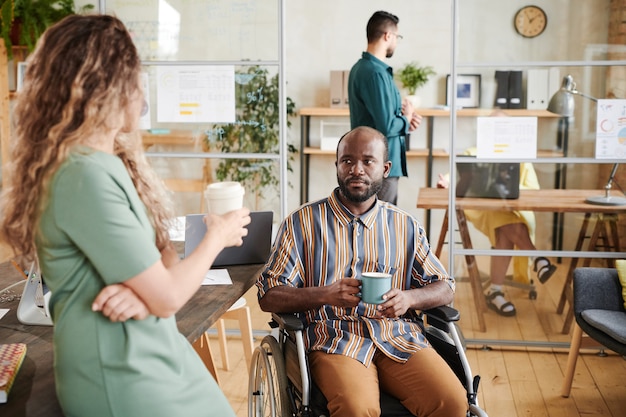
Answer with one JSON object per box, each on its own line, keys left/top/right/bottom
{"left": 360, "top": 272, "right": 392, "bottom": 304}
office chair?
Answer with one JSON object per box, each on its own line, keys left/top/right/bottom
{"left": 561, "top": 267, "right": 626, "bottom": 397}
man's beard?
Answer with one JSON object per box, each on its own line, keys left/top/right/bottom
{"left": 386, "top": 47, "right": 395, "bottom": 58}
{"left": 337, "top": 176, "right": 384, "bottom": 203}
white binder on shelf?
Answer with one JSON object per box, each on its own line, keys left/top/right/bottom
{"left": 527, "top": 68, "right": 560, "bottom": 110}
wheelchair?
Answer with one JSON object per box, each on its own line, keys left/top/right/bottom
{"left": 248, "top": 306, "right": 488, "bottom": 417}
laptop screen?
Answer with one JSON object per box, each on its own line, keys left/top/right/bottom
{"left": 184, "top": 211, "right": 273, "bottom": 267}
{"left": 455, "top": 162, "right": 520, "bottom": 199}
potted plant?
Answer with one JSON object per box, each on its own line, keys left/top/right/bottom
{"left": 206, "top": 65, "right": 297, "bottom": 211}
{"left": 0, "top": 0, "right": 93, "bottom": 58}
{"left": 396, "top": 61, "right": 436, "bottom": 108}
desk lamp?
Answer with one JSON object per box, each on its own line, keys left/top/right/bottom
{"left": 585, "top": 162, "right": 626, "bottom": 206}
{"left": 547, "top": 74, "right": 598, "bottom": 117}
{"left": 547, "top": 75, "right": 626, "bottom": 206}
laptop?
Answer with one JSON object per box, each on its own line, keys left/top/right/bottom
{"left": 184, "top": 211, "right": 273, "bottom": 267}
{"left": 455, "top": 162, "right": 520, "bottom": 199}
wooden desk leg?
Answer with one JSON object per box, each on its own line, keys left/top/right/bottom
{"left": 561, "top": 215, "right": 601, "bottom": 334}
{"left": 557, "top": 213, "right": 590, "bottom": 315}
{"left": 434, "top": 209, "right": 449, "bottom": 258}
{"left": 588, "top": 214, "right": 620, "bottom": 269}
{"left": 608, "top": 214, "right": 620, "bottom": 266}
{"left": 192, "top": 333, "right": 221, "bottom": 385}
{"left": 456, "top": 209, "right": 487, "bottom": 332}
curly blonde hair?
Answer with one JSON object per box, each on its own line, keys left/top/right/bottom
{"left": 1, "top": 14, "right": 173, "bottom": 259}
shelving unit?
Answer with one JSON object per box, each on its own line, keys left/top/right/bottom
{"left": 299, "top": 106, "right": 560, "bottom": 234}
{"left": 0, "top": 42, "right": 28, "bottom": 188}
{"left": 443, "top": 0, "right": 626, "bottom": 341}
{"left": 141, "top": 130, "right": 213, "bottom": 212}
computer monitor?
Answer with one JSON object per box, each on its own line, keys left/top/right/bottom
{"left": 17, "top": 263, "right": 53, "bottom": 326}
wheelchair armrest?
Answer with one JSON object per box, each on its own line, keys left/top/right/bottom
{"left": 270, "top": 312, "right": 305, "bottom": 332}
{"left": 422, "top": 305, "right": 460, "bottom": 332}
{"left": 423, "top": 305, "right": 460, "bottom": 322}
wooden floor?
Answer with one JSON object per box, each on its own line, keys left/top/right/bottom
{"left": 209, "top": 258, "right": 626, "bottom": 417}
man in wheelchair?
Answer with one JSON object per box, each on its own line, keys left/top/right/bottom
{"left": 256, "top": 126, "right": 468, "bottom": 417}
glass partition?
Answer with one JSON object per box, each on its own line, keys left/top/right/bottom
{"left": 442, "top": 0, "right": 626, "bottom": 344}
{"left": 102, "top": 0, "right": 288, "bottom": 218}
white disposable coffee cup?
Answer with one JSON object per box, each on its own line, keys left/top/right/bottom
{"left": 204, "top": 181, "right": 245, "bottom": 215}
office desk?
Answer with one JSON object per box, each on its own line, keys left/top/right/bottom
{"left": 417, "top": 188, "right": 624, "bottom": 333}
{"left": 0, "top": 261, "right": 263, "bottom": 417}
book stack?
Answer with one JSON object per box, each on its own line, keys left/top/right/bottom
{"left": 0, "top": 343, "right": 27, "bottom": 403}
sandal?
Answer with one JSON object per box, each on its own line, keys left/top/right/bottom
{"left": 534, "top": 257, "right": 556, "bottom": 284}
{"left": 485, "top": 290, "right": 516, "bottom": 317}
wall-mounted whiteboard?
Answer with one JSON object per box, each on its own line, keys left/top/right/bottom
{"left": 105, "top": 0, "right": 279, "bottom": 62}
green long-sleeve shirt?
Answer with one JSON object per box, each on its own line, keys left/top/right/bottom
{"left": 348, "top": 52, "right": 410, "bottom": 177}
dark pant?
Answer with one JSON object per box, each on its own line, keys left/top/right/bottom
{"left": 377, "top": 177, "right": 399, "bottom": 205}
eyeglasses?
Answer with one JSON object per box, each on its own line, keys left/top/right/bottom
{"left": 390, "top": 32, "right": 403, "bottom": 40}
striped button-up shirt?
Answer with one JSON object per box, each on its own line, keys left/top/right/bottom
{"left": 257, "top": 189, "right": 454, "bottom": 366}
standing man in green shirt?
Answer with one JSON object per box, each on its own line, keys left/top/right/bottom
{"left": 348, "top": 10, "right": 422, "bottom": 205}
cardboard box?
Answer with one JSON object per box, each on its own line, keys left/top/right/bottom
{"left": 330, "top": 70, "right": 350, "bottom": 108}
{"left": 343, "top": 70, "right": 350, "bottom": 106}
{"left": 320, "top": 121, "right": 350, "bottom": 150}
{"left": 330, "top": 70, "right": 344, "bottom": 108}
{"left": 321, "top": 136, "right": 341, "bottom": 151}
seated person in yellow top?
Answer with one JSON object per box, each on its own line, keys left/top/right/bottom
{"left": 437, "top": 147, "right": 556, "bottom": 317}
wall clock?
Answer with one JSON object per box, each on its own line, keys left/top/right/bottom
{"left": 514, "top": 5, "right": 547, "bottom": 38}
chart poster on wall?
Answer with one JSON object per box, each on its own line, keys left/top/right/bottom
{"left": 476, "top": 117, "right": 537, "bottom": 159}
{"left": 595, "top": 99, "right": 626, "bottom": 159}
{"left": 156, "top": 65, "right": 236, "bottom": 123}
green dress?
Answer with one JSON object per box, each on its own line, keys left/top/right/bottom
{"left": 36, "top": 148, "right": 235, "bottom": 417}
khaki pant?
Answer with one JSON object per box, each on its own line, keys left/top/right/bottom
{"left": 309, "top": 348, "right": 467, "bottom": 417}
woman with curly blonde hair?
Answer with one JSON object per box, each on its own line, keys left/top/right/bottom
{"left": 0, "top": 14, "right": 249, "bottom": 417}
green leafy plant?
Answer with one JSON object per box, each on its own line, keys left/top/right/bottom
{"left": 0, "top": 0, "right": 93, "bottom": 58}
{"left": 206, "top": 66, "right": 297, "bottom": 209}
{"left": 396, "top": 62, "right": 436, "bottom": 95}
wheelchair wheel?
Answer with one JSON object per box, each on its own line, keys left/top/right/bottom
{"left": 248, "top": 335, "right": 290, "bottom": 417}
